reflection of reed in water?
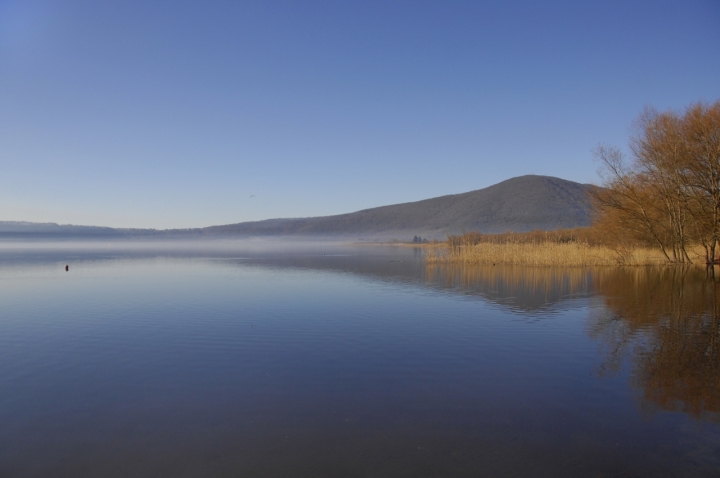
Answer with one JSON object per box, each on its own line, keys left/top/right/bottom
{"left": 424, "top": 264, "right": 603, "bottom": 310}
{"left": 589, "top": 267, "right": 720, "bottom": 419}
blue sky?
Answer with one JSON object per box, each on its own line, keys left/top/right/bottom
{"left": 1, "top": 0, "right": 718, "bottom": 228}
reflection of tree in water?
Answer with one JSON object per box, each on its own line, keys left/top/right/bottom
{"left": 426, "top": 264, "right": 720, "bottom": 419}
{"left": 589, "top": 267, "right": 720, "bottom": 420}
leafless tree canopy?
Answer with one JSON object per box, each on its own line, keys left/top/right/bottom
{"left": 593, "top": 101, "right": 720, "bottom": 264}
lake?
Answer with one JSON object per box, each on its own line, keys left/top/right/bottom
{"left": 1, "top": 242, "right": 719, "bottom": 477}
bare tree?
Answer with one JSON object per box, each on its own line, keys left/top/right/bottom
{"left": 592, "top": 145, "right": 675, "bottom": 262}
{"left": 592, "top": 100, "right": 720, "bottom": 265}
{"left": 631, "top": 108, "right": 692, "bottom": 262}
{"left": 681, "top": 102, "right": 720, "bottom": 263}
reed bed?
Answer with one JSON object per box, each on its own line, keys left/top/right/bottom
{"left": 424, "top": 241, "right": 668, "bottom": 267}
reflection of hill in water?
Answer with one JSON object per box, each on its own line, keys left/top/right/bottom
{"left": 246, "top": 256, "right": 720, "bottom": 421}
{"left": 246, "top": 251, "right": 597, "bottom": 313}
{"left": 4, "top": 244, "right": 718, "bottom": 423}
{"left": 423, "top": 264, "right": 595, "bottom": 312}
{"left": 19, "top": 246, "right": 712, "bottom": 420}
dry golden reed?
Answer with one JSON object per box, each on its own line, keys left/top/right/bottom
{"left": 424, "top": 241, "right": 668, "bottom": 267}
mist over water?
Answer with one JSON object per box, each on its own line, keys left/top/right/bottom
{"left": 1, "top": 242, "right": 719, "bottom": 477}
{"left": 0, "top": 237, "right": 357, "bottom": 253}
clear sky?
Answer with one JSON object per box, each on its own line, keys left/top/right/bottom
{"left": 1, "top": 0, "right": 718, "bottom": 229}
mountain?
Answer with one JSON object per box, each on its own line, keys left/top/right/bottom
{"left": 0, "top": 221, "right": 135, "bottom": 236}
{"left": 202, "top": 175, "right": 597, "bottom": 238}
{"left": 0, "top": 175, "right": 597, "bottom": 240}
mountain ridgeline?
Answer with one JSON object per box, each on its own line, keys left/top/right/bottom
{"left": 1, "top": 176, "right": 597, "bottom": 240}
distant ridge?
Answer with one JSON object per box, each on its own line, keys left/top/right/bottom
{"left": 201, "top": 175, "right": 597, "bottom": 238}
{"left": 0, "top": 175, "right": 597, "bottom": 240}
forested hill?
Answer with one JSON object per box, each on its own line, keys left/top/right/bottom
{"left": 1, "top": 175, "right": 597, "bottom": 240}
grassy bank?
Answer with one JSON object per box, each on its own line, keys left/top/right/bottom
{"left": 424, "top": 230, "right": 671, "bottom": 266}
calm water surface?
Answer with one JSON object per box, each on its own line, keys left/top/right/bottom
{"left": 1, "top": 242, "right": 719, "bottom": 477}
